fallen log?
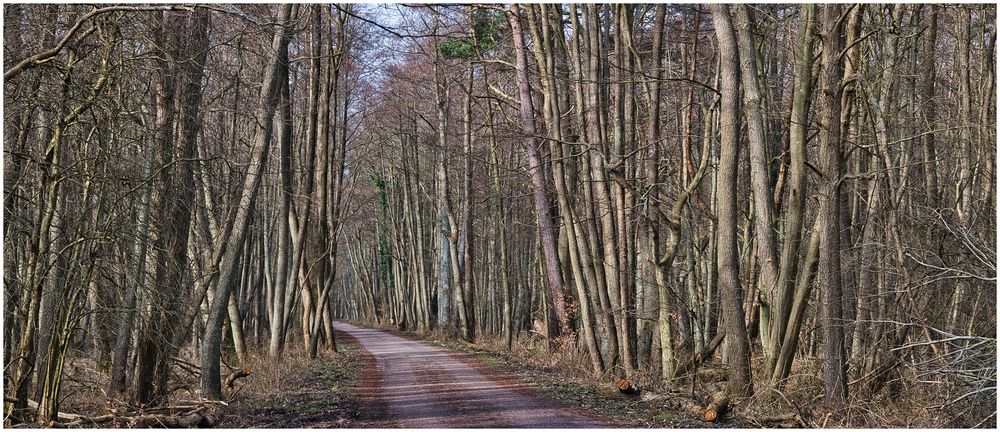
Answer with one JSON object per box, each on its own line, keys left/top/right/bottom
{"left": 129, "top": 411, "right": 216, "bottom": 428}
{"left": 19, "top": 398, "right": 109, "bottom": 424}
{"left": 639, "top": 391, "right": 667, "bottom": 402}
{"left": 172, "top": 357, "right": 201, "bottom": 375}
{"left": 142, "top": 405, "right": 202, "bottom": 413}
{"left": 225, "top": 367, "right": 252, "bottom": 389}
{"left": 174, "top": 399, "right": 228, "bottom": 407}
{"left": 682, "top": 399, "right": 704, "bottom": 417}
{"left": 675, "top": 332, "right": 725, "bottom": 378}
{"left": 703, "top": 391, "right": 729, "bottom": 422}
{"left": 49, "top": 408, "right": 216, "bottom": 428}
{"left": 12, "top": 397, "right": 220, "bottom": 428}
{"left": 48, "top": 414, "right": 115, "bottom": 428}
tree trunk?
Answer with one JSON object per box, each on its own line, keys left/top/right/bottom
{"left": 920, "top": 6, "right": 939, "bottom": 207}
{"left": 816, "top": 4, "right": 848, "bottom": 405}
{"left": 767, "top": 4, "right": 815, "bottom": 381}
{"left": 710, "top": 4, "right": 753, "bottom": 398}
{"left": 507, "top": 4, "right": 570, "bottom": 343}
{"left": 200, "top": 4, "right": 294, "bottom": 401}
{"left": 733, "top": 5, "right": 781, "bottom": 360}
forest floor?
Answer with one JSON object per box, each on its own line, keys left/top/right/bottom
{"left": 221, "top": 321, "right": 750, "bottom": 428}
{"left": 219, "top": 330, "right": 374, "bottom": 428}
{"left": 11, "top": 328, "right": 965, "bottom": 428}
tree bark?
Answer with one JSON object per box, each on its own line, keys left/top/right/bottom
{"left": 920, "top": 5, "right": 939, "bottom": 207}
{"left": 816, "top": 4, "right": 848, "bottom": 405}
{"left": 767, "top": 4, "right": 815, "bottom": 382}
{"left": 200, "top": 4, "right": 294, "bottom": 400}
{"left": 710, "top": 4, "right": 753, "bottom": 398}
{"left": 507, "top": 4, "right": 570, "bottom": 343}
{"left": 733, "top": 5, "right": 781, "bottom": 359}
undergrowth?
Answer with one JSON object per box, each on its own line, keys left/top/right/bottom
{"left": 352, "top": 319, "right": 990, "bottom": 428}
{"left": 222, "top": 335, "right": 366, "bottom": 428}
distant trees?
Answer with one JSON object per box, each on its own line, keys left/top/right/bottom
{"left": 332, "top": 4, "right": 995, "bottom": 425}
{"left": 3, "top": 3, "right": 996, "bottom": 427}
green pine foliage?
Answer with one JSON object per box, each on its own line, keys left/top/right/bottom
{"left": 437, "top": 8, "right": 504, "bottom": 59}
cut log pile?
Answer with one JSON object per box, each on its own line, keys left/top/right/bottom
{"left": 609, "top": 379, "right": 729, "bottom": 423}
{"left": 605, "top": 379, "right": 642, "bottom": 400}
{"left": 604, "top": 378, "right": 815, "bottom": 425}
{"left": 608, "top": 378, "right": 743, "bottom": 424}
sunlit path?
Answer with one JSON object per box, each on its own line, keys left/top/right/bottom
{"left": 335, "top": 321, "right": 605, "bottom": 428}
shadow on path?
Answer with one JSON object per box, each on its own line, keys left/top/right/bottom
{"left": 335, "top": 321, "right": 608, "bottom": 428}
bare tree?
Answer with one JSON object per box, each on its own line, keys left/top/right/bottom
{"left": 200, "top": 4, "right": 295, "bottom": 400}
{"left": 710, "top": 3, "right": 753, "bottom": 398}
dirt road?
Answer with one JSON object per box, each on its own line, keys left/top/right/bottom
{"left": 334, "top": 321, "right": 607, "bottom": 428}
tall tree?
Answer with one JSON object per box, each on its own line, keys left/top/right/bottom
{"left": 200, "top": 4, "right": 295, "bottom": 400}
{"left": 768, "top": 3, "right": 816, "bottom": 383}
{"left": 816, "top": 3, "right": 848, "bottom": 405}
{"left": 733, "top": 4, "right": 781, "bottom": 357}
{"left": 507, "top": 3, "right": 570, "bottom": 342}
{"left": 710, "top": 3, "right": 753, "bottom": 397}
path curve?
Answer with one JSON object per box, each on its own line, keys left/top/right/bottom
{"left": 334, "top": 321, "right": 607, "bottom": 428}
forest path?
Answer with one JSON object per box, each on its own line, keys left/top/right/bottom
{"left": 334, "top": 321, "right": 608, "bottom": 428}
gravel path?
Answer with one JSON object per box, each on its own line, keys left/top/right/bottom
{"left": 334, "top": 321, "right": 607, "bottom": 428}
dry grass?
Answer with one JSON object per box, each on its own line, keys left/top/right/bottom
{"left": 16, "top": 336, "right": 366, "bottom": 428}
{"left": 741, "top": 354, "right": 996, "bottom": 428}
{"left": 221, "top": 338, "right": 367, "bottom": 428}
{"left": 229, "top": 347, "right": 318, "bottom": 405}
{"left": 365, "top": 320, "right": 997, "bottom": 428}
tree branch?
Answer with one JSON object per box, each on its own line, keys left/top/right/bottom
{"left": 4, "top": 5, "right": 195, "bottom": 81}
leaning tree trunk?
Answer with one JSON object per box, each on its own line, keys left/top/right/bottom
{"left": 507, "top": 4, "right": 570, "bottom": 343}
{"left": 200, "top": 4, "right": 295, "bottom": 401}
